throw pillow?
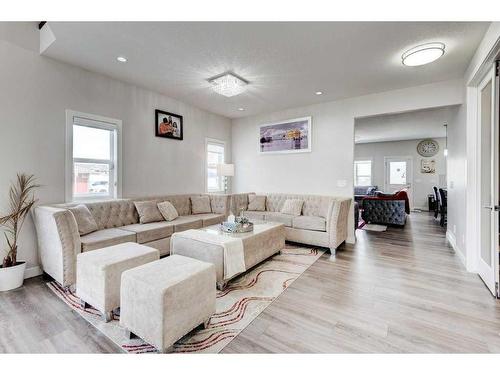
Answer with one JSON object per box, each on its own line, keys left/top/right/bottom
{"left": 280, "top": 199, "right": 304, "bottom": 216}
{"left": 134, "top": 200, "right": 164, "bottom": 224}
{"left": 157, "top": 201, "right": 179, "bottom": 221}
{"left": 191, "top": 195, "right": 212, "bottom": 214}
{"left": 248, "top": 195, "right": 266, "bottom": 211}
{"left": 68, "top": 204, "right": 98, "bottom": 235}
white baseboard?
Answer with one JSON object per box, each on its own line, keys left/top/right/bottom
{"left": 24, "top": 265, "right": 43, "bottom": 279}
{"left": 446, "top": 231, "right": 466, "bottom": 267}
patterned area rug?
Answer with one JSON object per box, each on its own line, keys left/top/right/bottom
{"left": 47, "top": 245, "right": 324, "bottom": 353}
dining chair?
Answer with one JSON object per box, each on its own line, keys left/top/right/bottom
{"left": 433, "top": 186, "right": 440, "bottom": 219}
{"left": 438, "top": 188, "right": 447, "bottom": 227}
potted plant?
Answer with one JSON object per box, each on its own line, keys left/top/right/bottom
{"left": 0, "top": 174, "right": 39, "bottom": 292}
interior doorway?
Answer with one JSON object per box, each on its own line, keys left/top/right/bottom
{"left": 353, "top": 107, "right": 455, "bottom": 232}
{"left": 476, "top": 62, "right": 500, "bottom": 297}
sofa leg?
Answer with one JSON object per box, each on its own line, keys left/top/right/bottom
{"left": 160, "top": 345, "right": 174, "bottom": 354}
{"left": 329, "top": 247, "right": 337, "bottom": 256}
{"left": 124, "top": 329, "right": 137, "bottom": 340}
{"left": 63, "top": 285, "right": 75, "bottom": 293}
{"left": 80, "top": 299, "right": 89, "bottom": 309}
{"left": 199, "top": 319, "right": 211, "bottom": 330}
{"left": 216, "top": 281, "right": 228, "bottom": 290}
{"left": 103, "top": 311, "right": 113, "bottom": 323}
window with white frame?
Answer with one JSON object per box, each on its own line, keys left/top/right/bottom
{"left": 206, "top": 139, "right": 225, "bottom": 192}
{"left": 66, "top": 111, "right": 121, "bottom": 202}
{"left": 354, "top": 160, "right": 372, "bottom": 186}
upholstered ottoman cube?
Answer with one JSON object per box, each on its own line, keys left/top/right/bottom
{"left": 76, "top": 242, "right": 159, "bottom": 322}
{"left": 120, "top": 255, "right": 216, "bottom": 353}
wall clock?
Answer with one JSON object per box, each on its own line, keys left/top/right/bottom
{"left": 417, "top": 139, "right": 439, "bottom": 157}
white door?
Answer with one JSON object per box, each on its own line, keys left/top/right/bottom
{"left": 477, "top": 65, "right": 500, "bottom": 297}
{"left": 384, "top": 156, "right": 413, "bottom": 208}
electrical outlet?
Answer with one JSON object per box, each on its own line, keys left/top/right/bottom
{"left": 462, "top": 234, "right": 465, "bottom": 245}
{"left": 453, "top": 225, "right": 456, "bottom": 234}
{"left": 337, "top": 180, "right": 347, "bottom": 188}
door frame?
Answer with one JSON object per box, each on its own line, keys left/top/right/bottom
{"left": 383, "top": 155, "right": 414, "bottom": 209}
{"left": 475, "top": 67, "right": 498, "bottom": 296}
{"left": 465, "top": 39, "right": 500, "bottom": 281}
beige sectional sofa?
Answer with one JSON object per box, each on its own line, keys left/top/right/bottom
{"left": 232, "top": 193, "right": 351, "bottom": 254}
{"left": 34, "top": 194, "right": 230, "bottom": 288}
{"left": 34, "top": 192, "right": 351, "bottom": 289}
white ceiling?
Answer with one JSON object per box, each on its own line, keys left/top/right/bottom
{"left": 354, "top": 105, "right": 459, "bottom": 144}
{"left": 42, "top": 22, "right": 489, "bottom": 119}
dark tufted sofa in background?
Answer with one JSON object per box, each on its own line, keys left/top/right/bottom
{"left": 354, "top": 185, "right": 378, "bottom": 202}
{"left": 361, "top": 190, "right": 409, "bottom": 226}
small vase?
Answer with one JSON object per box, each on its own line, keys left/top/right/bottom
{"left": 0, "top": 261, "right": 26, "bottom": 292}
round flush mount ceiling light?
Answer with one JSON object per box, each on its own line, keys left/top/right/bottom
{"left": 116, "top": 56, "right": 128, "bottom": 63}
{"left": 402, "top": 42, "right": 445, "bottom": 66}
{"left": 315, "top": 91, "right": 323, "bottom": 95}
{"left": 238, "top": 108, "right": 245, "bottom": 111}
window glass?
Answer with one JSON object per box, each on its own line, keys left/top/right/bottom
{"left": 73, "top": 125, "right": 111, "bottom": 160}
{"left": 354, "top": 160, "right": 372, "bottom": 186}
{"left": 389, "top": 161, "right": 407, "bottom": 184}
{"left": 74, "top": 162, "right": 110, "bottom": 197}
{"left": 69, "top": 115, "right": 118, "bottom": 201}
{"left": 207, "top": 140, "right": 225, "bottom": 192}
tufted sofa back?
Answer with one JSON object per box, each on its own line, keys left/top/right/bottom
{"left": 230, "top": 193, "right": 253, "bottom": 214}
{"left": 57, "top": 193, "right": 229, "bottom": 230}
{"left": 83, "top": 199, "right": 139, "bottom": 229}
{"left": 262, "top": 193, "right": 335, "bottom": 218}
{"left": 131, "top": 194, "right": 228, "bottom": 215}
{"left": 56, "top": 200, "right": 138, "bottom": 229}
{"left": 132, "top": 194, "right": 193, "bottom": 216}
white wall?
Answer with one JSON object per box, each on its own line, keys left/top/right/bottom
{"left": 447, "top": 96, "right": 467, "bottom": 264}
{"left": 232, "top": 79, "right": 464, "bottom": 244}
{"left": 355, "top": 106, "right": 455, "bottom": 144}
{"left": 0, "top": 37, "right": 231, "bottom": 276}
{"left": 354, "top": 138, "right": 447, "bottom": 210}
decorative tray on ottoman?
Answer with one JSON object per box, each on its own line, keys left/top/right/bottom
{"left": 220, "top": 218, "right": 254, "bottom": 233}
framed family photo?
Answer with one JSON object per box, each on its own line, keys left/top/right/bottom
{"left": 259, "top": 116, "right": 312, "bottom": 154}
{"left": 155, "top": 109, "right": 183, "bottom": 140}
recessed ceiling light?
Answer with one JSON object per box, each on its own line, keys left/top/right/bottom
{"left": 402, "top": 42, "right": 445, "bottom": 66}
{"left": 315, "top": 91, "right": 323, "bottom": 95}
{"left": 238, "top": 108, "right": 245, "bottom": 111}
{"left": 116, "top": 56, "right": 128, "bottom": 63}
{"left": 208, "top": 72, "right": 248, "bottom": 97}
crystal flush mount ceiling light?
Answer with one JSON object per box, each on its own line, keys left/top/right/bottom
{"left": 208, "top": 72, "right": 248, "bottom": 97}
{"left": 402, "top": 42, "right": 445, "bottom": 66}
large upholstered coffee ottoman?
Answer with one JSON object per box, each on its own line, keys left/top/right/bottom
{"left": 76, "top": 242, "right": 159, "bottom": 322}
{"left": 120, "top": 255, "right": 216, "bottom": 353}
{"left": 170, "top": 222, "right": 285, "bottom": 290}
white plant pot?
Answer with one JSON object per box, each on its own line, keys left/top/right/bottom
{"left": 0, "top": 261, "right": 26, "bottom": 292}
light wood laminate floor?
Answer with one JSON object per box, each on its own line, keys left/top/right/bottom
{"left": 1, "top": 212, "right": 500, "bottom": 353}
